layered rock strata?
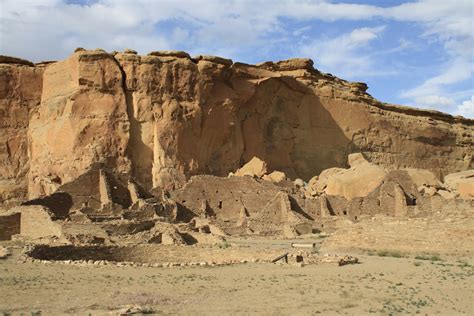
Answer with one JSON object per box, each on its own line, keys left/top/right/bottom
{"left": 0, "top": 50, "right": 472, "bottom": 204}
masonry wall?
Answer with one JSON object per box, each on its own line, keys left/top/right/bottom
{"left": 0, "top": 213, "right": 21, "bottom": 240}
{"left": 20, "top": 206, "right": 62, "bottom": 239}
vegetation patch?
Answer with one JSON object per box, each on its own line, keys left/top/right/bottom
{"left": 414, "top": 255, "right": 442, "bottom": 262}
{"left": 369, "top": 250, "right": 404, "bottom": 258}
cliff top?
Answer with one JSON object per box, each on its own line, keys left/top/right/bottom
{"left": 1, "top": 49, "right": 472, "bottom": 125}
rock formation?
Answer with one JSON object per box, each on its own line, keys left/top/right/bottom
{"left": 0, "top": 60, "right": 44, "bottom": 206}
{"left": 0, "top": 49, "right": 473, "bottom": 207}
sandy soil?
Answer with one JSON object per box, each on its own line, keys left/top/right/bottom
{"left": 0, "top": 242, "right": 473, "bottom": 315}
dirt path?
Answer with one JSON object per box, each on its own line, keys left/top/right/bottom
{"left": 1, "top": 246, "right": 473, "bottom": 315}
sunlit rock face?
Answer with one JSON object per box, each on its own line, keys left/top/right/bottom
{"left": 0, "top": 50, "right": 472, "bottom": 204}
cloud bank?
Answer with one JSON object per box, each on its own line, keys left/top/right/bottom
{"left": 0, "top": 0, "right": 472, "bottom": 117}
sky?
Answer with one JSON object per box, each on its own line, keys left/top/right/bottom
{"left": 1, "top": 0, "right": 473, "bottom": 118}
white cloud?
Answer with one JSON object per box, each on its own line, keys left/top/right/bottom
{"left": 388, "top": 0, "right": 474, "bottom": 112}
{"left": 0, "top": 0, "right": 472, "bottom": 116}
{"left": 386, "top": 0, "right": 473, "bottom": 42}
{"left": 299, "top": 26, "right": 386, "bottom": 78}
{"left": 399, "top": 57, "right": 474, "bottom": 112}
{"left": 456, "top": 96, "right": 474, "bottom": 118}
{"left": 414, "top": 95, "right": 455, "bottom": 107}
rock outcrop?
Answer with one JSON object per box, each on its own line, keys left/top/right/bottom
{"left": 0, "top": 58, "right": 44, "bottom": 206}
{"left": 444, "top": 170, "right": 474, "bottom": 199}
{"left": 28, "top": 50, "right": 130, "bottom": 199}
{"left": 323, "top": 153, "right": 387, "bottom": 200}
{"left": 0, "top": 49, "right": 473, "bottom": 205}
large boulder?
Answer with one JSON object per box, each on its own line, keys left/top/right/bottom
{"left": 306, "top": 167, "right": 345, "bottom": 197}
{"left": 403, "top": 168, "right": 442, "bottom": 188}
{"left": 324, "top": 154, "right": 387, "bottom": 200}
{"left": 234, "top": 157, "right": 268, "bottom": 178}
{"left": 0, "top": 246, "right": 10, "bottom": 259}
{"left": 262, "top": 170, "right": 287, "bottom": 183}
{"left": 444, "top": 170, "right": 474, "bottom": 199}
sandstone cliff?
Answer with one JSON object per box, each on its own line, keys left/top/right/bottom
{"left": 0, "top": 59, "right": 44, "bottom": 205}
{"left": 0, "top": 49, "right": 472, "bottom": 205}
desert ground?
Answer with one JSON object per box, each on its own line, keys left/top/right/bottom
{"left": 1, "top": 211, "right": 473, "bottom": 315}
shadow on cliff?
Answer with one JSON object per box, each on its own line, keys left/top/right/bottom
{"left": 124, "top": 91, "right": 154, "bottom": 190}
{"left": 237, "top": 76, "right": 359, "bottom": 181}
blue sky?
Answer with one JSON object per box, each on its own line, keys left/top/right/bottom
{"left": 1, "top": 0, "right": 473, "bottom": 117}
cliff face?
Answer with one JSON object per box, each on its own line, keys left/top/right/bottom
{"left": 28, "top": 50, "right": 130, "bottom": 199}
{"left": 0, "top": 59, "right": 44, "bottom": 205}
{"left": 0, "top": 49, "right": 472, "bottom": 204}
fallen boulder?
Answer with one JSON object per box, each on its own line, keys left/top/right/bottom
{"left": 404, "top": 168, "right": 442, "bottom": 188}
{"left": 324, "top": 154, "right": 387, "bottom": 200}
{"left": 0, "top": 246, "right": 10, "bottom": 259}
{"left": 262, "top": 170, "right": 287, "bottom": 183}
{"left": 234, "top": 157, "right": 267, "bottom": 178}
{"left": 444, "top": 170, "right": 474, "bottom": 199}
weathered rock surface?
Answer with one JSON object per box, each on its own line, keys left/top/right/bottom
{"left": 0, "top": 61, "right": 44, "bottom": 206}
{"left": 28, "top": 50, "right": 130, "bottom": 198}
{"left": 403, "top": 168, "right": 442, "bottom": 188}
{"left": 0, "top": 49, "right": 473, "bottom": 205}
{"left": 444, "top": 170, "right": 474, "bottom": 199}
{"left": 323, "top": 154, "right": 387, "bottom": 200}
{"left": 0, "top": 246, "right": 10, "bottom": 259}
{"left": 234, "top": 156, "right": 268, "bottom": 178}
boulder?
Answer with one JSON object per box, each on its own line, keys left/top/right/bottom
{"left": 294, "top": 178, "right": 305, "bottom": 188}
{"left": 195, "top": 55, "right": 233, "bottom": 66}
{"left": 0, "top": 246, "right": 10, "bottom": 259}
{"left": 324, "top": 157, "right": 387, "bottom": 200}
{"left": 263, "top": 170, "right": 287, "bottom": 183}
{"left": 338, "top": 255, "right": 359, "bottom": 266}
{"left": 418, "top": 185, "right": 437, "bottom": 196}
{"left": 437, "top": 189, "right": 456, "bottom": 200}
{"left": 404, "top": 168, "right": 442, "bottom": 188}
{"left": 123, "top": 48, "right": 137, "bottom": 55}
{"left": 234, "top": 157, "right": 267, "bottom": 178}
{"left": 444, "top": 170, "right": 474, "bottom": 199}
{"left": 308, "top": 168, "right": 345, "bottom": 196}
{"left": 347, "top": 153, "right": 367, "bottom": 167}
{"left": 275, "top": 58, "right": 314, "bottom": 71}
{"left": 148, "top": 50, "right": 190, "bottom": 59}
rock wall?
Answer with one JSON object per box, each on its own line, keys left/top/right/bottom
{"left": 0, "top": 61, "right": 44, "bottom": 205}
{"left": 0, "top": 50, "right": 472, "bottom": 204}
{"left": 27, "top": 50, "right": 130, "bottom": 198}
{"left": 0, "top": 212, "right": 21, "bottom": 240}
{"left": 17, "top": 205, "right": 63, "bottom": 240}
{"left": 115, "top": 51, "right": 473, "bottom": 192}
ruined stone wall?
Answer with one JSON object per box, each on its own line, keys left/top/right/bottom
{"left": 19, "top": 206, "right": 63, "bottom": 239}
{"left": 0, "top": 212, "right": 21, "bottom": 240}
{"left": 170, "top": 175, "right": 291, "bottom": 222}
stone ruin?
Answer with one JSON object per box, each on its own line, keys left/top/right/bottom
{"left": 1, "top": 154, "right": 472, "bottom": 251}
{"left": 0, "top": 48, "right": 473, "bottom": 265}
